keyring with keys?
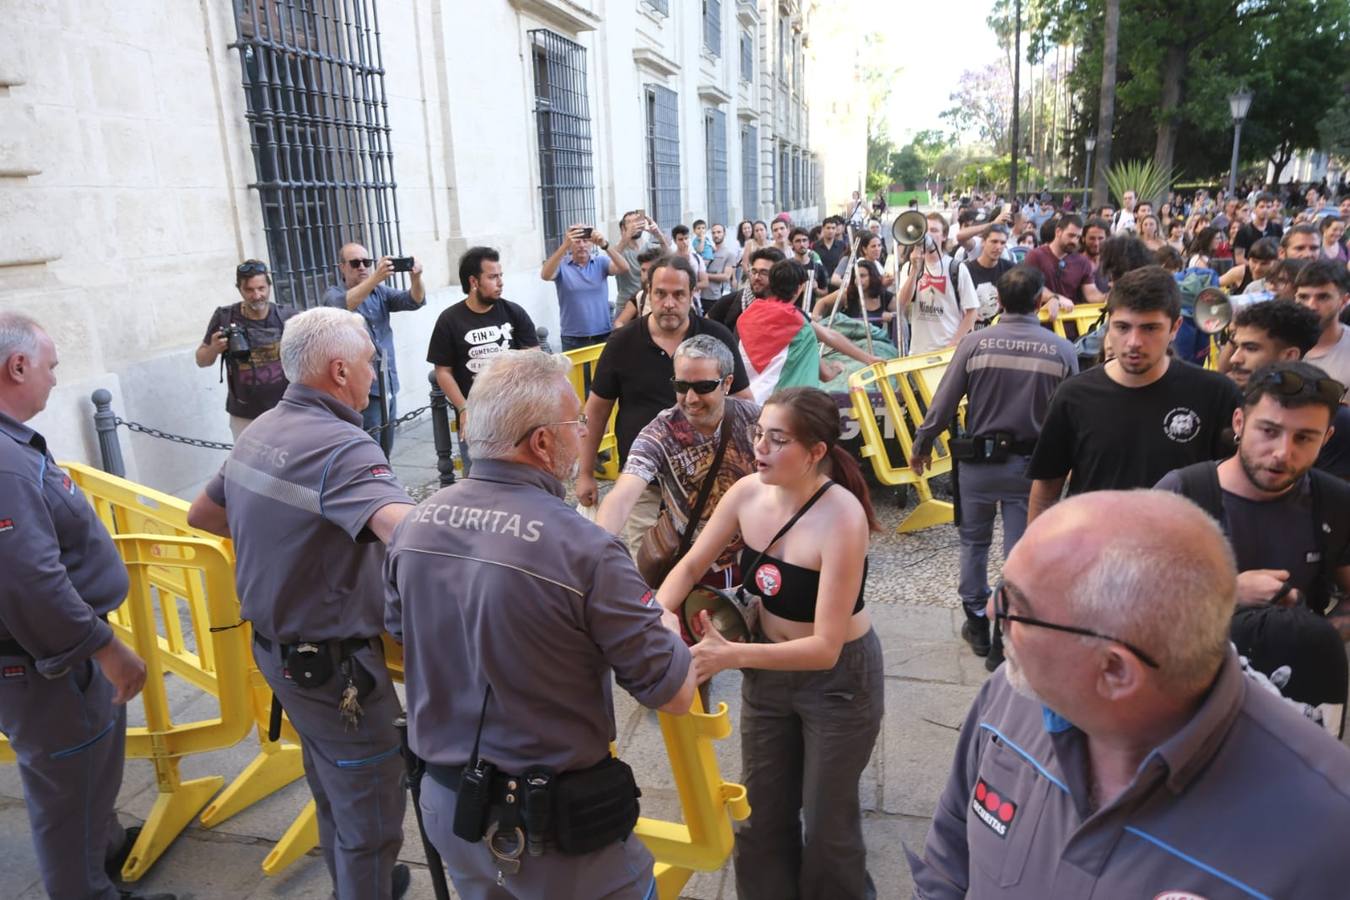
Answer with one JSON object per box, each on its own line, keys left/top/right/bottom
{"left": 486, "top": 821, "right": 525, "bottom": 884}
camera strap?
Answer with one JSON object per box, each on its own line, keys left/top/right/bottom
{"left": 468, "top": 683, "right": 492, "bottom": 767}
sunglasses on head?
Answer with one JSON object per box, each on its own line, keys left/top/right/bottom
{"left": 346, "top": 258, "right": 375, "bottom": 269}
{"left": 237, "top": 261, "right": 268, "bottom": 277}
{"left": 1246, "top": 369, "right": 1346, "bottom": 405}
{"left": 671, "top": 377, "right": 722, "bottom": 395}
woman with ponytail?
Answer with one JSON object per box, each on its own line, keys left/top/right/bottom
{"left": 655, "top": 386, "right": 882, "bottom": 900}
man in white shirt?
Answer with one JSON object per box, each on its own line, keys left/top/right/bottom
{"left": 897, "top": 213, "right": 979, "bottom": 354}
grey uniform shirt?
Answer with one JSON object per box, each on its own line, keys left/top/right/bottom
{"left": 386, "top": 458, "right": 691, "bottom": 774}
{"left": 0, "top": 412, "right": 126, "bottom": 675}
{"left": 911, "top": 648, "right": 1350, "bottom": 899}
{"left": 913, "top": 312, "right": 1079, "bottom": 457}
{"left": 206, "top": 384, "right": 411, "bottom": 643}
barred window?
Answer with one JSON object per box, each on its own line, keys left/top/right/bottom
{"left": 740, "top": 31, "right": 754, "bottom": 83}
{"left": 530, "top": 30, "right": 597, "bottom": 254}
{"left": 704, "top": 109, "right": 728, "bottom": 227}
{"left": 229, "top": 0, "right": 403, "bottom": 308}
{"left": 645, "top": 84, "right": 681, "bottom": 227}
{"left": 703, "top": 0, "right": 722, "bottom": 57}
{"left": 742, "top": 125, "right": 759, "bottom": 218}
{"left": 779, "top": 145, "right": 789, "bottom": 210}
{"left": 793, "top": 151, "right": 801, "bottom": 209}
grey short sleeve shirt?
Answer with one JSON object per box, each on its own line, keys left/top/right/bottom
{"left": 0, "top": 412, "right": 124, "bottom": 675}
{"left": 208, "top": 384, "right": 410, "bottom": 642}
{"left": 386, "top": 458, "right": 690, "bottom": 773}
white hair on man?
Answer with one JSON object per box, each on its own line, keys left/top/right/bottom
{"left": 1066, "top": 490, "right": 1237, "bottom": 691}
{"left": 279, "top": 307, "right": 370, "bottom": 384}
{"left": 0, "top": 311, "right": 43, "bottom": 364}
{"left": 674, "top": 334, "right": 734, "bottom": 378}
{"left": 466, "top": 350, "right": 573, "bottom": 460}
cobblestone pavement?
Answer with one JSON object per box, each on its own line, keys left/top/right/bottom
{"left": 0, "top": 419, "right": 1003, "bottom": 899}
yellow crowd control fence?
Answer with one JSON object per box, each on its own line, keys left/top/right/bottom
{"left": 848, "top": 349, "right": 961, "bottom": 533}
{"left": 1038, "top": 301, "right": 1105, "bottom": 341}
{"left": 3, "top": 463, "right": 748, "bottom": 890}
{"left": 565, "top": 341, "right": 620, "bottom": 479}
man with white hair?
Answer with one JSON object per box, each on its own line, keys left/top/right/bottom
{"left": 910, "top": 490, "right": 1350, "bottom": 899}
{"left": 0, "top": 312, "right": 171, "bottom": 899}
{"left": 386, "top": 350, "right": 694, "bottom": 899}
{"left": 189, "top": 306, "right": 416, "bottom": 900}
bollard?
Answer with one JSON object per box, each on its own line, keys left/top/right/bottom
{"left": 536, "top": 325, "right": 553, "bottom": 355}
{"left": 91, "top": 389, "right": 127, "bottom": 477}
{"left": 428, "top": 371, "right": 456, "bottom": 487}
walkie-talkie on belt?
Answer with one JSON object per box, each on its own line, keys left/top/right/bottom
{"left": 452, "top": 685, "right": 495, "bottom": 843}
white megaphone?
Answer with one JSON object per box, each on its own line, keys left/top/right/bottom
{"left": 1194, "top": 289, "right": 1277, "bottom": 335}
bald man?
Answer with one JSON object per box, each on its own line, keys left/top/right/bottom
{"left": 910, "top": 490, "right": 1350, "bottom": 899}
{"left": 324, "top": 242, "right": 426, "bottom": 454}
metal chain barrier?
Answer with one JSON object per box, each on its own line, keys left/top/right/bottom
{"left": 114, "top": 403, "right": 433, "bottom": 453}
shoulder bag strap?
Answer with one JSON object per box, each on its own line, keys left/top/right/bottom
{"left": 738, "top": 479, "right": 835, "bottom": 585}
{"left": 676, "top": 411, "right": 735, "bottom": 558}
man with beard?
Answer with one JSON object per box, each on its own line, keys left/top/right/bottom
{"left": 1027, "top": 267, "right": 1242, "bottom": 522}
{"left": 910, "top": 490, "right": 1350, "bottom": 899}
{"left": 1081, "top": 217, "right": 1110, "bottom": 293}
{"left": 197, "top": 259, "right": 297, "bottom": 439}
{"left": 427, "top": 246, "right": 540, "bottom": 474}
{"left": 385, "top": 350, "right": 695, "bottom": 900}
{"left": 1296, "top": 258, "right": 1350, "bottom": 387}
{"left": 1024, "top": 215, "right": 1105, "bottom": 311}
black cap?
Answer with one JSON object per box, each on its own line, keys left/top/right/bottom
{"left": 1230, "top": 605, "right": 1348, "bottom": 707}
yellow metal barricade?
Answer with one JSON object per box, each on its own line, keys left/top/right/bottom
{"left": 849, "top": 350, "right": 960, "bottom": 533}
{"left": 1038, "top": 302, "right": 1105, "bottom": 341}
{"left": 564, "top": 342, "right": 621, "bottom": 480}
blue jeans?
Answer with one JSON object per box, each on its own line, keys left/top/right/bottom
{"left": 561, "top": 332, "right": 610, "bottom": 351}
{"left": 362, "top": 394, "right": 396, "bottom": 457}
{"left": 956, "top": 455, "right": 1031, "bottom": 615}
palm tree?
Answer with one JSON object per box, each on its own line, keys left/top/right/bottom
{"left": 1091, "top": 0, "right": 1120, "bottom": 207}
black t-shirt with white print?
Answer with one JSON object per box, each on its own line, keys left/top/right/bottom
{"left": 426, "top": 298, "right": 539, "bottom": 398}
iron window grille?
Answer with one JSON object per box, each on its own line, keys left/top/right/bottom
{"left": 740, "top": 31, "right": 754, "bottom": 83}
{"left": 229, "top": 0, "right": 403, "bottom": 309}
{"left": 704, "top": 109, "right": 729, "bottom": 227}
{"left": 645, "top": 84, "right": 681, "bottom": 227}
{"left": 703, "top": 0, "right": 722, "bottom": 57}
{"left": 793, "top": 151, "right": 801, "bottom": 209}
{"left": 530, "top": 29, "right": 597, "bottom": 254}
{"left": 779, "top": 145, "right": 789, "bottom": 210}
{"left": 742, "top": 125, "right": 759, "bottom": 218}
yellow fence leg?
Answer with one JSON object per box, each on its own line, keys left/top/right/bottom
{"left": 121, "top": 769, "right": 224, "bottom": 880}
{"left": 200, "top": 739, "right": 306, "bottom": 828}
{"left": 262, "top": 799, "right": 320, "bottom": 875}
{"left": 898, "top": 479, "right": 954, "bottom": 533}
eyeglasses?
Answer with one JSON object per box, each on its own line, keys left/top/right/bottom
{"left": 1246, "top": 369, "right": 1346, "bottom": 406}
{"left": 672, "top": 378, "right": 723, "bottom": 395}
{"left": 514, "top": 413, "right": 588, "bottom": 446}
{"left": 346, "top": 258, "right": 375, "bottom": 269}
{"left": 750, "top": 426, "right": 796, "bottom": 450}
{"left": 993, "top": 583, "right": 1161, "bottom": 669}
{"left": 237, "top": 261, "right": 268, "bottom": 278}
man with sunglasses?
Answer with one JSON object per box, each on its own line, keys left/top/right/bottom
{"left": 596, "top": 335, "right": 759, "bottom": 588}
{"left": 911, "top": 490, "right": 1350, "bottom": 900}
{"left": 196, "top": 259, "right": 296, "bottom": 439}
{"left": 325, "top": 242, "right": 427, "bottom": 455}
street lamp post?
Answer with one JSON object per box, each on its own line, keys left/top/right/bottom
{"left": 1227, "top": 88, "right": 1254, "bottom": 197}
{"left": 1083, "top": 135, "right": 1096, "bottom": 211}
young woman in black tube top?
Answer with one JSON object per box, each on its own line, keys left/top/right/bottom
{"left": 655, "top": 385, "right": 883, "bottom": 900}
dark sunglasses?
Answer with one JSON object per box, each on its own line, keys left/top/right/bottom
{"left": 1246, "top": 369, "right": 1346, "bottom": 406}
{"left": 346, "top": 258, "right": 375, "bottom": 269}
{"left": 671, "top": 378, "right": 722, "bottom": 395}
{"left": 994, "top": 583, "right": 1160, "bottom": 669}
{"left": 237, "top": 261, "right": 268, "bottom": 277}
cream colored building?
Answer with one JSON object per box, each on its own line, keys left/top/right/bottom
{"left": 1, "top": 0, "right": 826, "bottom": 496}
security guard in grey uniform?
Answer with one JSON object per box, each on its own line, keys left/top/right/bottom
{"left": 189, "top": 307, "right": 415, "bottom": 900}
{"left": 0, "top": 313, "right": 174, "bottom": 900}
{"left": 385, "top": 350, "right": 696, "bottom": 899}
{"left": 910, "top": 266, "right": 1077, "bottom": 668}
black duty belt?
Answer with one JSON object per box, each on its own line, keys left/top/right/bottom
{"left": 253, "top": 632, "right": 374, "bottom": 661}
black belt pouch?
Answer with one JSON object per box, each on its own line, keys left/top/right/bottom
{"left": 552, "top": 757, "right": 641, "bottom": 855}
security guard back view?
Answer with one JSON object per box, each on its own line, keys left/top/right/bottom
{"left": 386, "top": 350, "right": 696, "bottom": 898}
{"left": 189, "top": 307, "right": 416, "bottom": 900}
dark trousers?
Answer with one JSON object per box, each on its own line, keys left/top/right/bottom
{"left": 0, "top": 655, "right": 127, "bottom": 899}
{"left": 561, "top": 332, "right": 611, "bottom": 352}
{"left": 253, "top": 638, "right": 406, "bottom": 900}
{"left": 419, "top": 773, "right": 657, "bottom": 899}
{"left": 956, "top": 455, "right": 1031, "bottom": 616}
{"left": 734, "top": 629, "right": 884, "bottom": 900}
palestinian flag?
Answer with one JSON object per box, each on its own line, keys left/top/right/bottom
{"left": 737, "top": 300, "right": 821, "bottom": 403}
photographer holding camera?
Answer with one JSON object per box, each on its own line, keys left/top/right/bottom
{"left": 325, "top": 242, "right": 427, "bottom": 454}
{"left": 540, "top": 223, "right": 631, "bottom": 351}
{"left": 196, "top": 259, "right": 296, "bottom": 439}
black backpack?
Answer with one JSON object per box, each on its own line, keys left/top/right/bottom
{"left": 1174, "top": 461, "right": 1350, "bottom": 614}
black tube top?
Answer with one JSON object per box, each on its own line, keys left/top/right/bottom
{"left": 738, "top": 546, "right": 868, "bottom": 623}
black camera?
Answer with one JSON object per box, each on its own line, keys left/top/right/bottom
{"left": 390, "top": 256, "right": 415, "bottom": 273}
{"left": 224, "top": 322, "right": 252, "bottom": 362}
